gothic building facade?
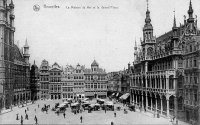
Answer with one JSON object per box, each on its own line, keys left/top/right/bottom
{"left": 0, "top": 0, "right": 31, "bottom": 111}
{"left": 129, "top": 1, "right": 199, "bottom": 125}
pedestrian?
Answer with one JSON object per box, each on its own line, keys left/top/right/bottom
{"left": 38, "top": 104, "right": 39, "bottom": 108}
{"left": 34, "top": 115, "right": 38, "bottom": 124}
{"left": 25, "top": 113, "right": 29, "bottom": 120}
{"left": 25, "top": 109, "right": 26, "bottom": 114}
{"left": 35, "top": 108, "right": 36, "bottom": 112}
{"left": 63, "top": 112, "right": 66, "bottom": 118}
{"left": 80, "top": 116, "right": 83, "bottom": 123}
{"left": 114, "top": 112, "right": 116, "bottom": 117}
{"left": 21, "top": 118, "right": 23, "bottom": 125}
{"left": 16, "top": 114, "right": 19, "bottom": 120}
{"left": 21, "top": 115, "right": 23, "bottom": 125}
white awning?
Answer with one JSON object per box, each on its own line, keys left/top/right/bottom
{"left": 63, "top": 101, "right": 69, "bottom": 104}
{"left": 58, "top": 103, "right": 66, "bottom": 108}
{"left": 105, "top": 101, "right": 114, "bottom": 106}
{"left": 71, "top": 103, "right": 79, "bottom": 106}
{"left": 119, "top": 93, "right": 130, "bottom": 100}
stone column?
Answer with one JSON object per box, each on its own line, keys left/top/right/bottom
{"left": 142, "top": 93, "right": 144, "bottom": 110}
{"left": 132, "top": 92, "right": 135, "bottom": 104}
{"left": 155, "top": 77, "right": 157, "bottom": 89}
{"left": 135, "top": 94, "right": 137, "bottom": 105}
{"left": 161, "top": 97, "right": 163, "bottom": 115}
{"left": 167, "top": 97, "right": 169, "bottom": 117}
{"left": 174, "top": 96, "right": 178, "bottom": 123}
{"left": 146, "top": 94, "right": 148, "bottom": 110}
{"left": 155, "top": 97, "right": 157, "bottom": 114}
{"left": 160, "top": 77, "right": 162, "bottom": 89}
{"left": 150, "top": 76, "right": 152, "bottom": 88}
{"left": 151, "top": 96, "right": 153, "bottom": 111}
{"left": 166, "top": 77, "right": 169, "bottom": 91}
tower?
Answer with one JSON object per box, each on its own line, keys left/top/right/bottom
{"left": 23, "top": 39, "right": 30, "bottom": 65}
{"left": 172, "top": 10, "right": 179, "bottom": 50}
{"left": 143, "top": 0, "right": 153, "bottom": 42}
{"left": 0, "top": 0, "right": 15, "bottom": 110}
{"left": 141, "top": 0, "right": 155, "bottom": 63}
{"left": 185, "top": 0, "right": 197, "bottom": 35}
{"left": 91, "top": 60, "right": 99, "bottom": 72}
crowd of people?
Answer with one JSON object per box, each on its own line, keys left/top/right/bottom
{"left": 15, "top": 97, "right": 135, "bottom": 125}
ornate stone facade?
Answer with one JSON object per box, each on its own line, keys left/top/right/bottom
{"left": 0, "top": 0, "right": 31, "bottom": 111}
{"left": 129, "top": 1, "right": 200, "bottom": 124}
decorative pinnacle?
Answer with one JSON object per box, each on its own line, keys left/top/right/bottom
{"left": 134, "top": 38, "right": 137, "bottom": 50}
{"left": 147, "top": 0, "right": 149, "bottom": 10}
{"left": 188, "top": 0, "right": 193, "bottom": 17}
{"left": 24, "top": 38, "right": 29, "bottom": 48}
{"left": 173, "top": 9, "right": 176, "bottom": 27}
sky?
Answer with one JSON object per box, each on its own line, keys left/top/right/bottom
{"left": 12, "top": 0, "right": 200, "bottom": 72}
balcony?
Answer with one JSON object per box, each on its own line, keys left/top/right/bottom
{"left": 146, "top": 70, "right": 175, "bottom": 77}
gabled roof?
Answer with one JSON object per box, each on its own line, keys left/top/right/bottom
{"left": 91, "top": 60, "right": 99, "bottom": 66}
{"left": 50, "top": 62, "right": 62, "bottom": 71}
{"left": 14, "top": 44, "right": 25, "bottom": 62}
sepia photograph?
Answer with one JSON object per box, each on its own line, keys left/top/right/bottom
{"left": 0, "top": 0, "right": 200, "bottom": 124}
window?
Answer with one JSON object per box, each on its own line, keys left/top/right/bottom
{"left": 190, "top": 58, "right": 192, "bottom": 67}
{"left": 94, "top": 83, "right": 97, "bottom": 88}
{"left": 194, "top": 58, "right": 197, "bottom": 67}
{"left": 194, "top": 90, "right": 197, "bottom": 102}
{"left": 91, "top": 84, "right": 93, "bottom": 88}
{"left": 178, "top": 60, "right": 183, "bottom": 68}
{"left": 194, "top": 75, "right": 198, "bottom": 84}
{"left": 190, "top": 45, "right": 192, "bottom": 52}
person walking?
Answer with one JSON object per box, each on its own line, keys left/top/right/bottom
{"left": 25, "top": 109, "right": 26, "bottom": 114}
{"left": 34, "top": 115, "right": 38, "bottom": 124}
{"left": 21, "top": 118, "right": 23, "bottom": 125}
{"left": 25, "top": 113, "right": 29, "bottom": 120}
{"left": 35, "top": 108, "right": 36, "bottom": 112}
{"left": 16, "top": 114, "right": 19, "bottom": 120}
{"left": 80, "top": 116, "right": 83, "bottom": 123}
{"left": 21, "top": 115, "right": 23, "bottom": 125}
{"left": 38, "top": 104, "right": 39, "bottom": 108}
{"left": 114, "top": 112, "right": 116, "bottom": 117}
{"left": 63, "top": 112, "right": 66, "bottom": 118}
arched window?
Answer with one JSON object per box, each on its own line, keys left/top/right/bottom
{"left": 190, "top": 45, "right": 192, "bottom": 52}
{"left": 147, "top": 47, "right": 153, "bottom": 57}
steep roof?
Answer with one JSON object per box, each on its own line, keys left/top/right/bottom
{"left": 91, "top": 60, "right": 99, "bottom": 66}
{"left": 14, "top": 44, "right": 25, "bottom": 62}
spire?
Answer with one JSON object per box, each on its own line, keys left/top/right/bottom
{"left": 188, "top": 0, "right": 193, "bottom": 18}
{"left": 9, "top": 0, "right": 14, "bottom": 9}
{"left": 145, "top": 0, "right": 151, "bottom": 24}
{"left": 173, "top": 10, "right": 177, "bottom": 28}
{"left": 24, "top": 38, "right": 29, "bottom": 48}
{"left": 134, "top": 38, "right": 137, "bottom": 50}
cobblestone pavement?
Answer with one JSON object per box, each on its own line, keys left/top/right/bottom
{"left": 0, "top": 99, "right": 191, "bottom": 125}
